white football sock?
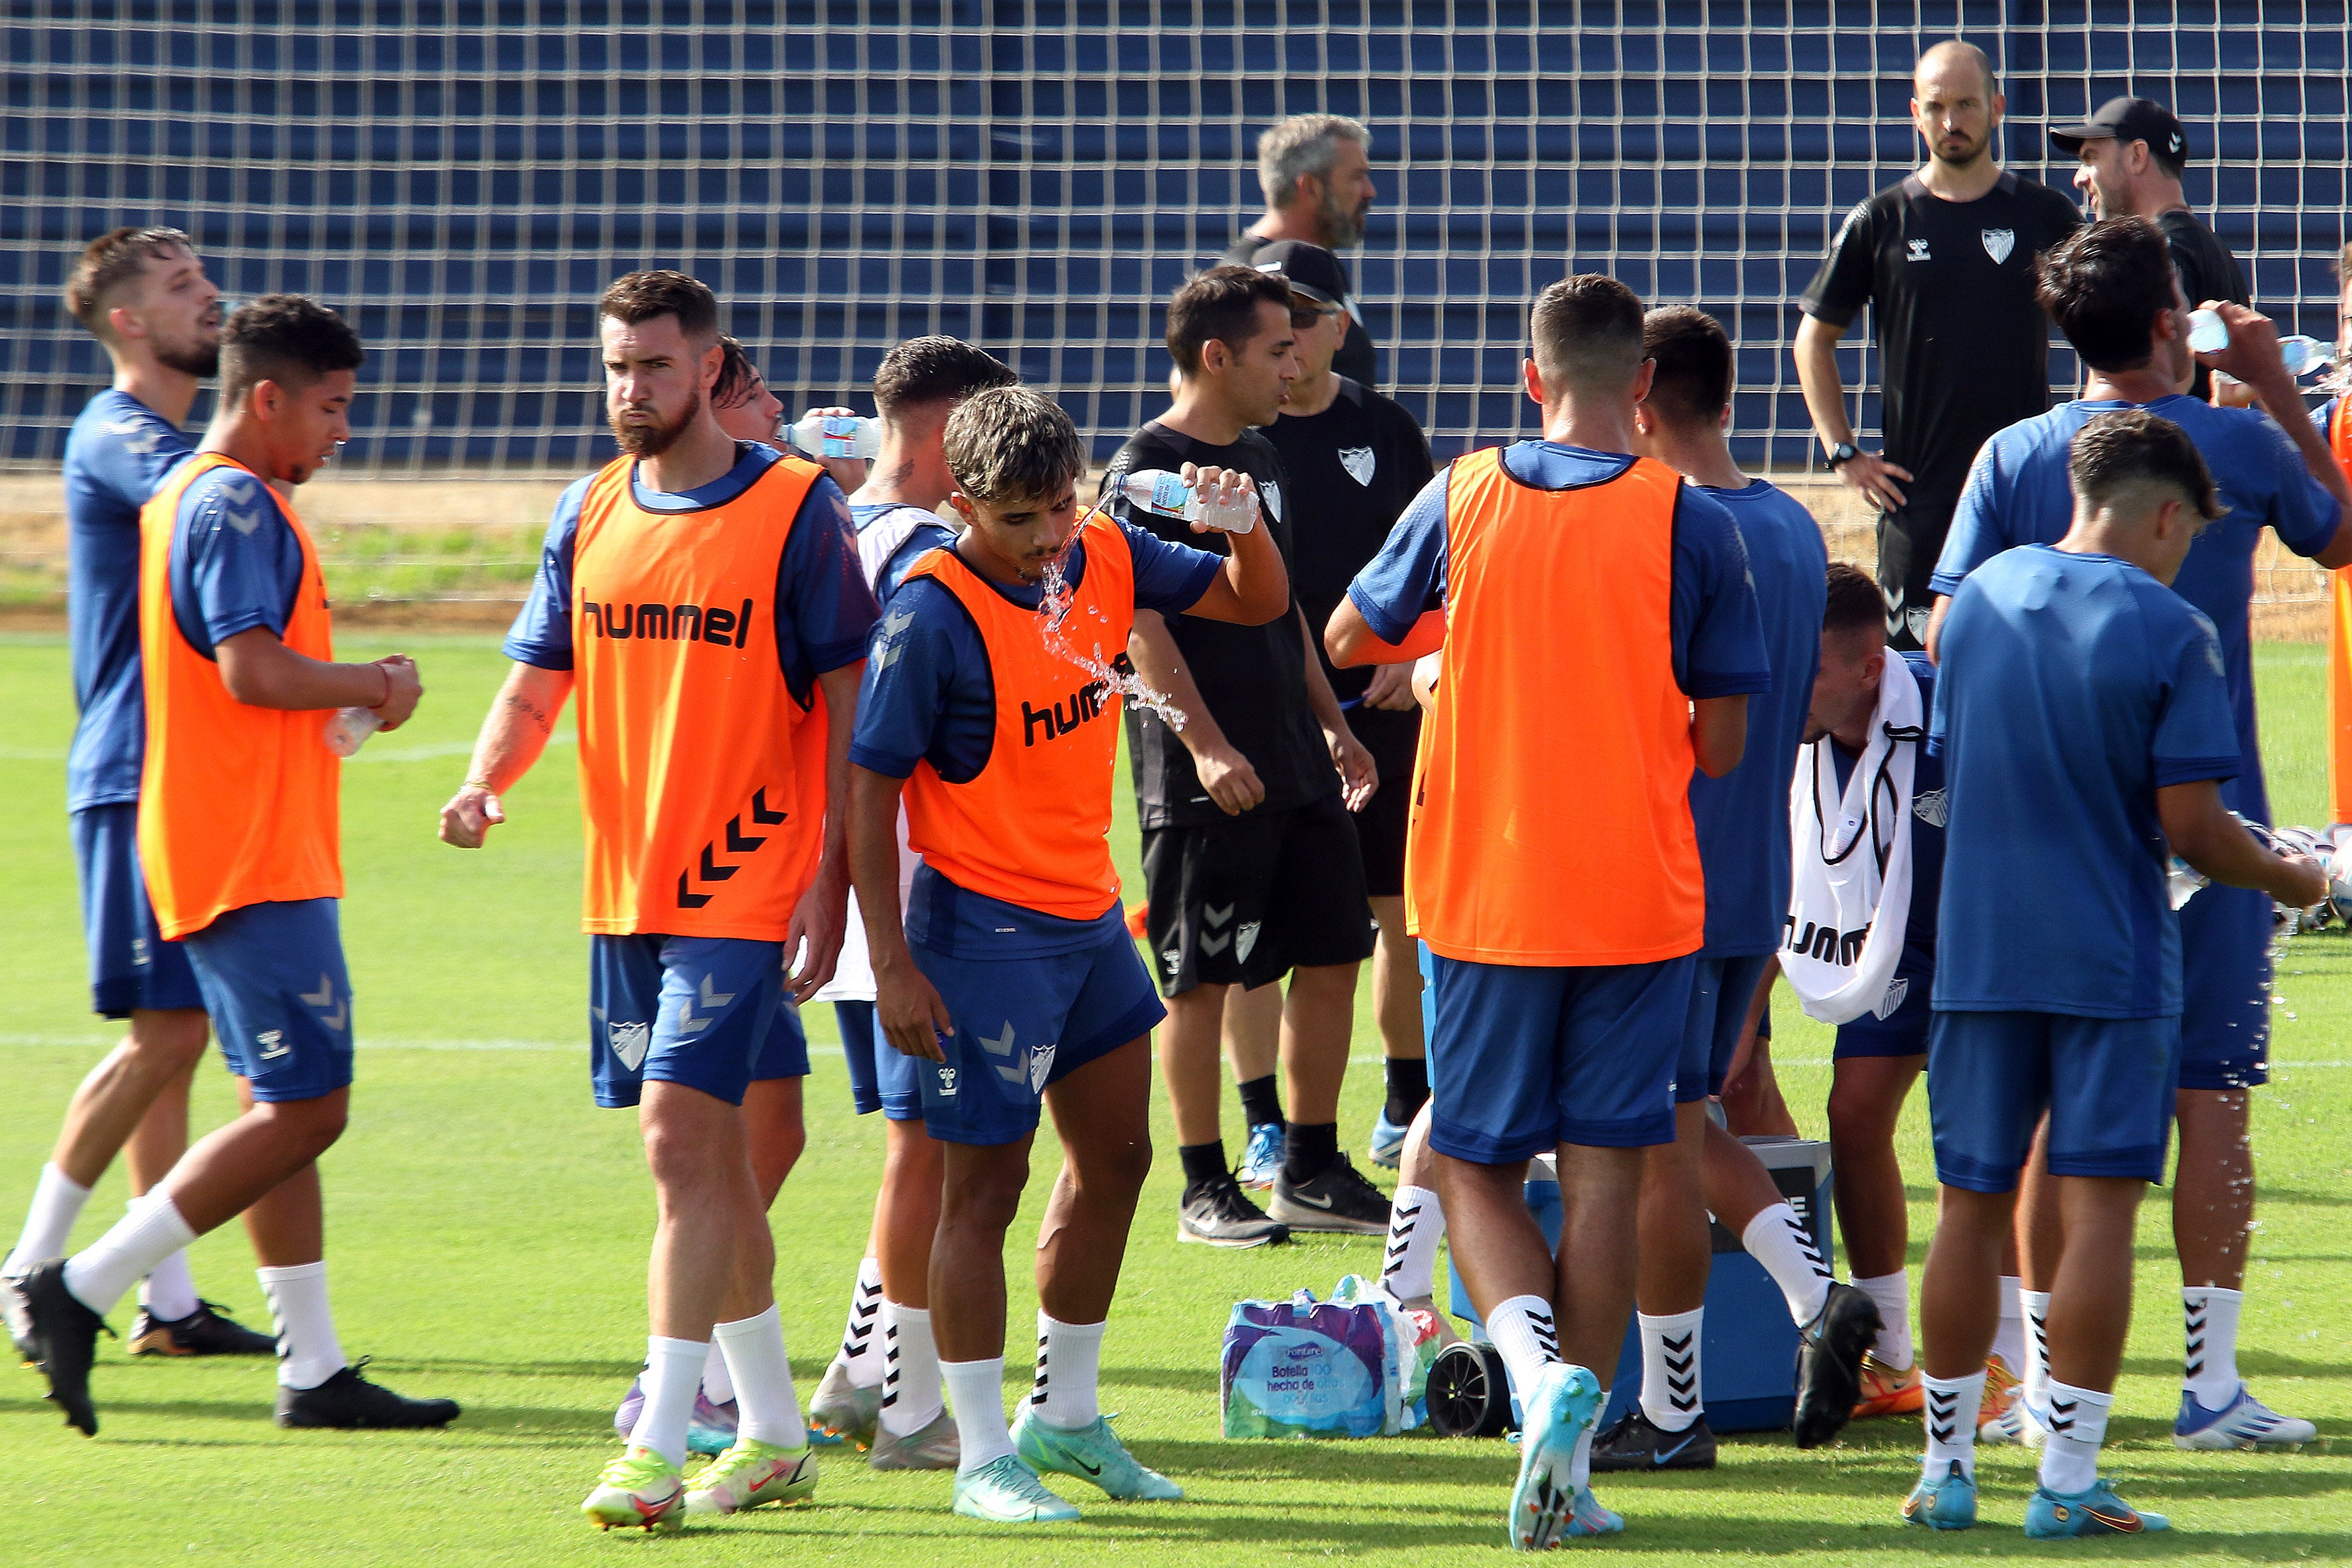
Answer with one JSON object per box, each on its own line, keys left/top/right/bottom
{"left": 880, "top": 1300, "right": 945, "bottom": 1437}
{"left": 1379, "top": 1185, "right": 1445, "bottom": 1302}
{"left": 1740, "top": 1204, "right": 1833, "bottom": 1326}
{"left": 942, "top": 1356, "right": 1016, "bottom": 1475}
{"left": 5, "top": 1164, "right": 92, "bottom": 1278}
{"left": 2182, "top": 1285, "right": 2244, "bottom": 1409}
{"left": 698, "top": 1338, "right": 734, "bottom": 1405}
{"left": 1569, "top": 1421, "right": 1595, "bottom": 1490}
{"left": 2038, "top": 1379, "right": 2112, "bottom": 1494}
{"left": 256, "top": 1261, "right": 344, "bottom": 1390}
{"left": 2018, "top": 1287, "right": 2053, "bottom": 1415}
{"left": 1922, "top": 1369, "right": 1985, "bottom": 1481}
{"left": 62, "top": 1192, "right": 195, "bottom": 1318}
{"left": 1636, "top": 1308, "right": 1703, "bottom": 1433}
{"left": 1990, "top": 1275, "right": 2029, "bottom": 1376}
{"left": 1484, "top": 1294, "right": 1563, "bottom": 1401}
{"left": 628, "top": 1336, "right": 708, "bottom": 1466}
{"left": 133, "top": 1198, "right": 200, "bottom": 1322}
{"left": 714, "top": 1304, "right": 804, "bottom": 1448}
{"left": 1853, "top": 1270, "right": 1913, "bottom": 1370}
{"left": 1030, "top": 1310, "right": 1105, "bottom": 1431}
{"left": 836, "top": 1256, "right": 885, "bottom": 1388}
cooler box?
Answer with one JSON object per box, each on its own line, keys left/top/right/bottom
{"left": 1445, "top": 1138, "right": 1834, "bottom": 1434}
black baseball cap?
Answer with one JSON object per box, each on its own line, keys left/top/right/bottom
{"left": 1249, "top": 240, "right": 1349, "bottom": 308}
{"left": 2050, "top": 96, "right": 2190, "bottom": 163}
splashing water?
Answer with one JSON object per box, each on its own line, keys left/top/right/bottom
{"left": 1035, "top": 515, "right": 1187, "bottom": 731}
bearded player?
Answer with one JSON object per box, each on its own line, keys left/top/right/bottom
{"left": 439, "top": 271, "right": 876, "bottom": 1529}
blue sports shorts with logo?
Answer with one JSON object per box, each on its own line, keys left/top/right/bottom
{"left": 2178, "top": 884, "right": 2272, "bottom": 1091}
{"left": 1833, "top": 952, "right": 1934, "bottom": 1058}
{"left": 1674, "top": 951, "right": 1774, "bottom": 1103}
{"left": 71, "top": 803, "right": 203, "bottom": 1019}
{"left": 183, "top": 898, "right": 353, "bottom": 1103}
{"left": 588, "top": 934, "right": 810, "bottom": 1110}
{"left": 911, "top": 929, "right": 1165, "bottom": 1147}
{"left": 1926, "top": 1008, "right": 2181, "bottom": 1192}
{"left": 833, "top": 998, "right": 923, "bottom": 1120}
{"left": 1425, "top": 952, "right": 1695, "bottom": 1161}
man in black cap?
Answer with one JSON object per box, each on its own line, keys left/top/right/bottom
{"left": 1223, "top": 114, "right": 1381, "bottom": 386}
{"left": 1241, "top": 240, "right": 1437, "bottom": 1178}
{"left": 1794, "top": 39, "right": 2079, "bottom": 649}
{"left": 2053, "top": 96, "right": 2249, "bottom": 402}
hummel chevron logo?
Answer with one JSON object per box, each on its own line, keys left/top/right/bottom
{"left": 675, "top": 974, "right": 736, "bottom": 1036}
{"left": 676, "top": 787, "right": 791, "bottom": 907}
{"left": 299, "top": 973, "right": 348, "bottom": 1032}
{"left": 2047, "top": 1397, "right": 2077, "bottom": 1435}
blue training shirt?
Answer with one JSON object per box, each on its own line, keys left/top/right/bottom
{"left": 850, "top": 522, "right": 1222, "bottom": 957}
{"left": 1825, "top": 651, "right": 1944, "bottom": 1010}
{"left": 1691, "top": 480, "right": 1829, "bottom": 955}
{"left": 1931, "top": 546, "right": 2240, "bottom": 1018}
{"left": 165, "top": 463, "right": 308, "bottom": 659}
{"left": 503, "top": 443, "right": 878, "bottom": 702}
{"left": 62, "top": 389, "right": 195, "bottom": 811}
{"left": 1933, "top": 394, "right": 2339, "bottom": 825}
{"left": 1345, "top": 441, "right": 1772, "bottom": 701}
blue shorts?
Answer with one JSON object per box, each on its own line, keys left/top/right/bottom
{"left": 70, "top": 803, "right": 204, "bottom": 1019}
{"left": 912, "top": 931, "right": 1164, "bottom": 1147}
{"left": 588, "top": 934, "right": 809, "bottom": 1110}
{"left": 1426, "top": 953, "right": 1693, "bottom": 1161}
{"left": 1834, "top": 959, "right": 1932, "bottom": 1059}
{"left": 1674, "top": 952, "right": 1773, "bottom": 1103}
{"left": 183, "top": 899, "right": 353, "bottom": 1103}
{"left": 1927, "top": 1009, "right": 2181, "bottom": 1192}
{"left": 2178, "top": 885, "right": 2272, "bottom": 1091}
{"left": 834, "top": 999, "right": 923, "bottom": 1120}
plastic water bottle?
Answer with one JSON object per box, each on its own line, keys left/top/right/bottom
{"left": 2186, "top": 309, "right": 2331, "bottom": 376}
{"left": 1109, "top": 469, "right": 1259, "bottom": 534}
{"left": 323, "top": 706, "right": 381, "bottom": 757}
{"left": 788, "top": 412, "right": 880, "bottom": 460}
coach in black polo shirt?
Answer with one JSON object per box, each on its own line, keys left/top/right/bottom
{"left": 2054, "top": 95, "right": 2248, "bottom": 402}
{"left": 1794, "top": 39, "right": 2078, "bottom": 649}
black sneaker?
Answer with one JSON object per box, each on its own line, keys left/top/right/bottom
{"left": 129, "top": 1299, "right": 279, "bottom": 1358}
{"left": 1588, "top": 1407, "right": 1717, "bottom": 1472}
{"left": 276, "top": 1358, "right": 461, "bottom": 1429}
{"left": 1268, "top": 1152, "right": 1390, "bottom": 1235}
{"left": 1178, "top": 1172, "right": 1291, "bottom": 1248}
{"left": 15, "top": 1260, "right": 111, "bottom": 1436}
{"left": 1793, "top": 1281, "right": 1882, "bottom": 1449}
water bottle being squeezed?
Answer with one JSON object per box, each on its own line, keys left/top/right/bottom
{"left": 323, "top": 707, "right": 382, "bottom": 757}
{"left": 2186, "top": 309, "right": 2331, "bottom": 376}
{"left": 787, "top": 411, "right": 881, "bottom": 460}
{"left": 1108, "top": 469, "right": 1259, "bottom": 534}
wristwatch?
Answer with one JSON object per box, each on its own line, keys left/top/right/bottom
{"left": 1824, "top": 441, "right": 1859, "bottom": 470}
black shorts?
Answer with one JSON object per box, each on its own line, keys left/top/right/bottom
{"left": 1348, "top": 704, "right": 1420, "bottom": 900}
{"left": 1141, "top": 793, "right": 1376, "bottom": 995}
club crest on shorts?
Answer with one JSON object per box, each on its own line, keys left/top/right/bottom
{"left": 1981, "top": 228, "right": 2015, "bottom": 264}
{"left": 607, "top": 1018, "right": 651, "bottom": 1071}
{"left": 1029, "top": 1041, "right": 1058, "bottom": 1093}
{"left": 1912, "top": 787, "right": 1948, "bottom": 827}
{"left": 1873, "top": 976, "right": 1910, "bottom": 1020}
{"left": 1339, "top": 446, "right": 1375, "bottom": 486}
{"left": 1237, "top": 921, "right": 1262, "bottom": 961}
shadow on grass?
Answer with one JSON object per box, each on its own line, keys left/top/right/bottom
{"left": 2122, "top": 1348, "right": 2352, "bottom": 1381}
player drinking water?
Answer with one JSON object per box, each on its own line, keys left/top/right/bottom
{"left": 850, "top": 386, "right": 1289, "bottom": 1522}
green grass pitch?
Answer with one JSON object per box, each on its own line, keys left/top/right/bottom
{"left": 1, "top": 633, "right": 2347, "bottom": 1565}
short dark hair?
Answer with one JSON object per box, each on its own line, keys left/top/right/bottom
{"left": 64, "top": 226, "right": 195, "bottom": 339}
{"left": 218, "top": 295, "right": 364, "bottom": 407}
{"left": 942, "top": 386, "right": 1084, "bottom": 504}
{"left": 1166, "top": 265, "right": 1293, "bottom": 378}
{"left": 1822, "top": 561, "right": 1885, "bottom": 641}
{"left": 712, "top": 335, "right": 761, "bottom": 408}
{"left": 2068, "top": 408, "right": 2227, "bottom": 522}
{"left": 873, "top": 336, "right": 1018, "bottom": 422}
{"left": 2035, "top": 218, "right": 2177, "bottom": 374}
{"left": 1529, "top": 274, "right": 1646, "bottom": 396}
{"left": 1641, "top": 305, "right": 1733, "bottom": 426}
{"left": 598, "top": 270, "right": 719, "bottom": 345}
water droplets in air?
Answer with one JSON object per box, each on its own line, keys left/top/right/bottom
{"left": 1036, "top": 526, "right": 1186, "bottom": 732}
